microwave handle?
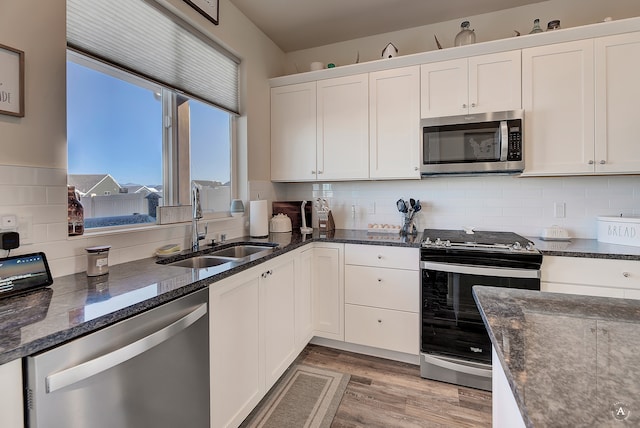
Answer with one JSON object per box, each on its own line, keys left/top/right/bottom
{"left": 500, "top": 120, "right": 509, "bottom": 161}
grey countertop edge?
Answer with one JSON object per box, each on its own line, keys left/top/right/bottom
{"left": 472, "top": 286, "right": 535, "bottom": 428}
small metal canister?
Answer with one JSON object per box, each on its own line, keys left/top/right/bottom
{"left": 85, "top": 245, "right": 111, "bottom": 276}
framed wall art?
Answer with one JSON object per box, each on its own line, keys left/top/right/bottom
{"left": 184, "top": 0, "right": 219, "bottom": 25}
{"left": 0, "top": 44, "right": 25, "bottom": 117}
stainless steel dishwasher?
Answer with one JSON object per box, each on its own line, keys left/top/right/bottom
{"left": 26, "top": 288, "right": 209, "bottom": 428}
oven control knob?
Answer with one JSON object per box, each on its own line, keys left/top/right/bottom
{"left": 445, "top": 240, "right": 451, "bottom": 247}
{"left": 513, "top": 242, "right": 522, "bottom": 250}
{"left": 435, "top": 238, "right": 442, "bottom": 246}
{"left": 526, "top": 242, "right": 535, "bottom": 251}
{"left": 425, "top": 237, "right": 432, "bottom": 245}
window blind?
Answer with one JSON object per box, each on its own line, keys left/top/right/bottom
{"left": 67, "top": 0, "right": 239, "bottom": 114}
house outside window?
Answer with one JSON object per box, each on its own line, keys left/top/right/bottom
{"left": 66, "top": 52, "right": 233, "bottom": 231}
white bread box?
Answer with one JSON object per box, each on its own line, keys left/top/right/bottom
{"left": 597, "top": 216, "right": 640, "bottom": 247}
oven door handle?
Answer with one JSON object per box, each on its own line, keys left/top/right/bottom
{"left": 422, "top": 354, "right": 492, "bottom": 378}
{"left": 420, "top": 261, "right": 540, "bottom": 279}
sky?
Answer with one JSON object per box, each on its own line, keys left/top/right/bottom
{"left": 67, "top": 61, "right": 231, "bottom": 187}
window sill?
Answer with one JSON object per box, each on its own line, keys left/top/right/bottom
{"left": 68, "top": 214, "right": 243, "bottom": 239}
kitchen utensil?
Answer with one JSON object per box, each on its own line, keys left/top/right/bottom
{"left": 300, "top": 201, "right": 313, "bottom": 234}
{"left": 396, "top": 199, "right": 408, "bottom": 213}
{"left": 410, "top": 198, "right": 416, "bottom": 209}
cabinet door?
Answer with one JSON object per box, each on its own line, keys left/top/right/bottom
{"left": 420, "top": 58, "right": 468, "bottom": 118}
{"left": 271, "top": 82, "right": 317, "bottom": 181}
{"left": 595, "top": 32, "right": 640, "bottom": 173}
{"left": 210, "top": 274, "right": 262, "bottom": 428}
{"left": 312, "top": 244, "right": 344, "bottom": 341}
{"left": 0, "top": 360, "right": 24, "bottom": 428}
{"left": 317, "top": 74, "right": 369, "bottom": 180}
{"left": 345, "top": 304, "right": 419, "bottom": 355}
{"left": 295, "top": 247, "right": 314, "bottom": 348}
{"left": 469, "top": 51, "right": 521, "bottom": 113}
{"left": 262, "top": 258, "right": 297, "bottom": 389}
{"left": 522, "top": 40, "right": 595, "bottom": 175}
{"left": 369, "top": 66, "right": 421, "bottom": 179}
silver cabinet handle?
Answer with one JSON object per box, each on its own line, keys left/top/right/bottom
{"left": 588, "top": 160, "right": 594, "bottom": 165}
{"left": 318, "top": 170, "right": 323, "bottom": 174}
{"left": 45, "top": 303, "right": 208, "bottom": 393}
{"left": 462, "top": 103, "right": 467, "bottom": 109}
{"left": 623, "top": 272, "right": 630, "bottom": 278}
{"left": 599, "top": 160, "right": 606, "bottom": 165}
{"left": 311, "top": 170, "right": 316, "bottom": 174}
{"left": 471, "top": 103, "right": 476, "bottom": 108}
{"left": 414, "top": 166, "right": 419, "bottom": 171}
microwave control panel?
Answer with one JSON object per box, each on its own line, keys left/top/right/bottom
{"left": 507, "top": 127, "right": 522, "bottom": 161}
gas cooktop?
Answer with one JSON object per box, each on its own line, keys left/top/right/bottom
{"left": 421, "top": 229, "right": 538, "bottom": 253}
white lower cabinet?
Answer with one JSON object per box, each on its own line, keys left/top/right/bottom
{"left": 312, "top": 243, "right": 344, "bottom": 341}
{"left": 295, "top": 247, "right": 314, "bottom": 348}
{"left": 541, "top": 256, "right": 640, "bottom": 299}
{"left": 343, "top": 244, "right": 419, "bottom": 355}
{"left": 0, "top": 359, "right": 24, "bottom": 428}
{"left": 210, "top": 252, "right": 299, "bottom": 428}
{"left": 263, "top": 258, "right": 297, "bottom": 388}
{"left": 210, "top": 270, "right": 262, "bottom": 428}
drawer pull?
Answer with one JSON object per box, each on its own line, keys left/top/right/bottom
{"left": 377, "top": 255, "right": 383, "bottom": 260}
{"left": 377, "top": 319, "right": 382, "bottom": 323}
{"left": 377, "top": 278, "right": 382, "bottom": 283}
{"left": 623, "top": 272, "right": 630, "bottom": 278}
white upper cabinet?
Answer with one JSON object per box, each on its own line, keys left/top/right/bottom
{"left": 316, "top": 74, "right": 370, "bottom": 180}
{"left": 271, "top": 82, "right": 317, "bottom": 181}
{"left": 594, "top": 32, "right": 640, "bottom": 174}
{"left": 421, "top": 51, "right": 521, "bottom": 118}
{"left": 522, "top": 40, "right": 596, "bottom": 175}
{"left": 523, "top": 32, "right": 640, "bottom": 176}
{"left": 369, "top": 66, "right": 421, "bottom": 179}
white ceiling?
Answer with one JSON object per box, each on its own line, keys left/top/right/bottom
{"left": 229, "top": 0, "right": 547, "bottom": 52}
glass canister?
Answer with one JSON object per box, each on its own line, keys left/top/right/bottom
{"left": 68, "top": 185, "right": 84, "bottom": 236}
{"left": 529, "top": 18, "right": 543, "bottom": 34}
{"left": 86, "top": 245, "right": 111, "bottom": 276}
{"left": 454, "top": 21, "right": 476, "bottom": 46}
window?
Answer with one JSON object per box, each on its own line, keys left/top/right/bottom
{"left": 67, "top": 52, "right": 233, "bottom": 230}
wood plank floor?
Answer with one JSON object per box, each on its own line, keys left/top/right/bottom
{"left": 295, "top": 344, "right": 492, "bottom": 428}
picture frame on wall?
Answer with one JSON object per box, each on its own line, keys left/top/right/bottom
{"left": 0, "top": 44, "right": 25, "bottom": 117}
{"left": 184, "top": 0, "right": 219, "bottom": 25}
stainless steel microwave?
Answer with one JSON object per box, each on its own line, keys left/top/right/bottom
{"left": 420, "top": 110, "right": 524, "bottom": 176}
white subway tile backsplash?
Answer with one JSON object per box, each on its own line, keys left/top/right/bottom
{"left": 279, "top": 175, "right": 640, "bottom": 239}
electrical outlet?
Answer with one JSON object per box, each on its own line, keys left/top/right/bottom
{"left": 553, "top": 202, "right": 566, "bottom": 218}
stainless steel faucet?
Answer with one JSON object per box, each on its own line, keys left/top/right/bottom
{"left": 191, "top": 182, "right": 206, "bottom": 251}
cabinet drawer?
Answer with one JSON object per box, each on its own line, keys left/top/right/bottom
{"left": 345, "top": 304, "right": 418, "bottom": 355}
{"left": 542, "top": 256, "right": 640, "bottom": 289}
{"left": 345, "top": 244, "right": 418, "bottom": 270}
{"left": 345, "top": 265, "right": 418, "bottom": 312}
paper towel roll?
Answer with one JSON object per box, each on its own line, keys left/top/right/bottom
{"left": 250, "top": 200, "right": 269, "bottom": 237}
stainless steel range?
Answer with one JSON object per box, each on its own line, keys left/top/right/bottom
{"left": 419, "top": 229, "right": 542, "bottom": 391}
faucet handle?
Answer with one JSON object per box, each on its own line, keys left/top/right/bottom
{"left": 198, "top": 223, "right": 208, "bottom": 240}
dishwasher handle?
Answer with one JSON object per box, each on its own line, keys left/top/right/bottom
{"left": 46, "top": 302, "right": 208, "bottom": 393}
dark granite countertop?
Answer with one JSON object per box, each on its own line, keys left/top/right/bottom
{"left": 474, "top": 286, "right": 640, "bottom": 427}
{"left": 0, "top": 229, "right": 421, "bottom": 365}
{"left": 529, "top": 237, "right": 640, "bottom": 261}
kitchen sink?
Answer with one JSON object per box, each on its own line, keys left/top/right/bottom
{"left": 169, "top": 256, "right": 233, "bottom": 269}
{"left": 208, "top": 245, "right": 275, "bottom": 259}
{"left": 165, "top": 243, "right": 278, "bottom": 269}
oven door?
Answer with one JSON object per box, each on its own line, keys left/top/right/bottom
{"left": 420, "top": 261, "right": 539, "bottom": 390}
